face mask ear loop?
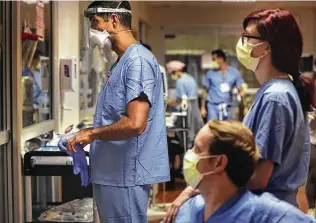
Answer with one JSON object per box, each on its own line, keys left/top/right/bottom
{"left": 198, "top": 155, "right": 221, "bottom": 176}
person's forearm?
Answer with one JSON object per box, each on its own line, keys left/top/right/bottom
{"left": 201, "top": 89, "right": 208, "bottom": 109}
{"left": 201, "top": 98, "right": 206, "bottom": 109}
{"left": 248, "top": 160, "right": 274, "bottom": 191}
{"left": 91, "top": 116, "right": 145, "bottom": 141}
{"left": 184, "top": 186, "right": 200, "bottom": 197}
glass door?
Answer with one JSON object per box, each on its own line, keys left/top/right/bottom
{"left": 0, "top": 1, "right": 13, "bottom": 223}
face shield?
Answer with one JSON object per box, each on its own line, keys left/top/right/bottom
{"left": 83, "top": 5, "right": 131, "bottom": 49}
{"left": 80, "top": 5, "right": 130, "bottom": 75}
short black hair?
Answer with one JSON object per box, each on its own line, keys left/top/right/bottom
{"left": 142, "top": 43, "right": 152, "bottom": 51}
{"left": 211, "top": 49, "right": 227, "bottom": 62}
{"left": 87, "top": 1, "right": 132, "bottom": 29}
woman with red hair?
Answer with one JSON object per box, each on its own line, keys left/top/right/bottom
{"left": 164, "top": 8, "right": 316, "bottom": 222}
{"left": 239, "top": 8, "right": 313, "bottom": 207}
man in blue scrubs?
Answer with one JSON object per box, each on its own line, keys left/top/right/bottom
{"left": 201, "top": 49, "right": 246, "bottom": 121}
{"left": 67, "top": 1, "right": 170, "bottom": 222}
{"left": 166, "top": 60, "right": 204, "bottom": 147}
{"left": 172, "top": 121, "right": 315, "bottom": 223}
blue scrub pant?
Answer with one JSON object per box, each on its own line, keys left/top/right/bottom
{"left": 93, "top": 184, "right": 151, "bottom": 223}
{"left": 207, "top": 103, "right": 232, "bottom": 121}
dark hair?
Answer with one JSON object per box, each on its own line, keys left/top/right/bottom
{"left": 211, "top": 49, "right": 227, "bottom": 62}
{"left": 87, "top": 1, "right": 132, "bottom": 29}
{"left": 208, "top": 120, "right": 260, "bottom": 188}
{"left": 142, "top": 43, "right": 152, "bottom": 51}
{"left": 243, "top": 8, "right": 312, "bottom": 113}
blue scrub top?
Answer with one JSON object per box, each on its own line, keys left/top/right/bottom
{"left": 175, "top": 190, "right": 316, "bottom": 223}
{"left": 175, "top": 73, "right": 198, "bottom": 99}
{"left": 203, "top": 66, "right": 244, "bottom": 105}
{"left": 243, "top": 78, "right": 310, "bottom": 205}
{"left": 90, "top": 44, "right": 170, "bottom": 187}
{"left": 22, "top": 68, "right": 48, "bottom": 106}
{"left": 33, "top": 70, "right": 49, "bottom": 106}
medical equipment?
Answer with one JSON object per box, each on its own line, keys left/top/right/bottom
{"left": 160, "top": 65, "right": 169, "bottom": 109}
{"left": 38, "top": 198, "right": 93, "bottom": 222}
{"left": 23, "top": 147, "right": 92, "bottom": 223}
{"left": 60, "top": 57, "right": 77, "bottom": 92}
{"left": 147, "top": 96, "right": 189, "bottom": 221}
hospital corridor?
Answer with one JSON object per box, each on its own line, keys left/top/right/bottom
{"left": 1, "top": 0, "right": 316, "bottom": 223}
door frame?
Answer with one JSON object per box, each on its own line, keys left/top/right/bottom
{"left": 0, "top": 1, "right": 14, "bottom": 223}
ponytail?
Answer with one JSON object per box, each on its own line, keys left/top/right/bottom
{"left": 291, "top": 70, "right": 314, "bottom": 114}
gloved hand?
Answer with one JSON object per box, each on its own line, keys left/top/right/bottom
{"left": 58, "top": 133, "right": 90, "bottom": 187}
{"left": 57, "top": 133, "right": 76, "bottom": 153}
{"left": 72, "top": 143, "right": 90, "bottom": 187}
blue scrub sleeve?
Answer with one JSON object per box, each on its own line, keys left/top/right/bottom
{"left": 234, "top": 70, "right": 245, "bottom": 88}
{"left": 175, "top": 195, "right": 205, "bottom": 223}
{"left": 124, "top": 57, "right": 156, "bottom": 107}
{"left": 175, "top": 80, "right": 186, "bottom": 100}
{"left": 203, "top": 71, "right": 211, "bottom": 89}
{"left": 277, "top": 207, "right": 316, "bottom": 223}
{"left": 33, "top": 71, "right": 41, "bottom": 105}
{"left": 255, "top": 101, "right": 293, "bottom": 164}
{"left": 298, "top": 125, "right": 311, "bottom": 179}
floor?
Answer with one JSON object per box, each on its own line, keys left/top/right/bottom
{"left": 148, "top": 179, "right": 187, "bottom": 223}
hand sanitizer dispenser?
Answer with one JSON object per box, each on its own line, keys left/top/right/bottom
{"left": 60, "top": 57, "right": 77, "bottom": 92}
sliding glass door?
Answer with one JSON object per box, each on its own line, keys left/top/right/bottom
{"left": 0, "top": 1, "right": 13, "bottom": 222}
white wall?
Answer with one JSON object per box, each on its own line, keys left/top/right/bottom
{"left": 55, "top": 1, "right": 80, "bottom": 133}
{"left": 146, "top": 2, "right": 316, "bottom": 64}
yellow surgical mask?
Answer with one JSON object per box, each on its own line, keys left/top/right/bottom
{"left": 171, "top": 71, "right": 182, "bottom": 81}
{"left": 236, "top": 38, "right": 266, "bottom": 72}
{"left": 210, "top": 61, "right": 220, "bottom": 70}
{"left": 171, "top": 74, "right": 178, "bottom": 81}
{"left": 183, "top": 149, "right": 217, "bottom": 189}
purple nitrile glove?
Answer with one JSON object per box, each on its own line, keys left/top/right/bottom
{"left": 57, "top": 133, "right": 75, "bottom": 153}
{"left": 73, "top": 144, "right": 90, "bottom": 187}
{"left": 57, "top": 133, "right": 90, "bottom": 187}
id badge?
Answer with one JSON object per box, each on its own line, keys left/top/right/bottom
{"left": 220, "top": 83, "right": 230, "bottom": 93}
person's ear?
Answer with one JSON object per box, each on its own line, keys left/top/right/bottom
{"left": 214, "top": 155, "right": 227, "bottom": 173}
{"left": 110, "top": 14, "right": 119, "bottom": 28}
{"left": 263, "top": 43, "right": 271, "bottom": 56}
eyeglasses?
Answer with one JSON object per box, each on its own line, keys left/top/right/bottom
{"left": 241, "top": 33, "right": 264, "bottom": 45}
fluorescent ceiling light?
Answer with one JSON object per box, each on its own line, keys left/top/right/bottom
{"left": 221, "top": 0, "right": 256, "bottom": 2}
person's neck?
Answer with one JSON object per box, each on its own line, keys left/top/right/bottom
{"left": 112, "top": 32, "right": 137, "bottom": 58}
{"left": 220, "top": 63, "right": 228, "bottom": 74}
{"left": 255, "top": 63, "right": 288, "bottom": 85}
{"left": 200, "top": 181, "right": 239, "bottom": 222}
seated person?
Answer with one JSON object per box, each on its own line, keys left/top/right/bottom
{"left": 172, "top": 120, "right": 315, "bottom": 223}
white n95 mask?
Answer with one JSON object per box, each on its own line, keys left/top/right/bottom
{"left": 89, "top": 28, "right": 112, "bottom": 49}
{"left": 183, "top": 149, "right": 217, "bottom": 189}
{"left": 236, "top": 38, "right": 266, "bottom": 72}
